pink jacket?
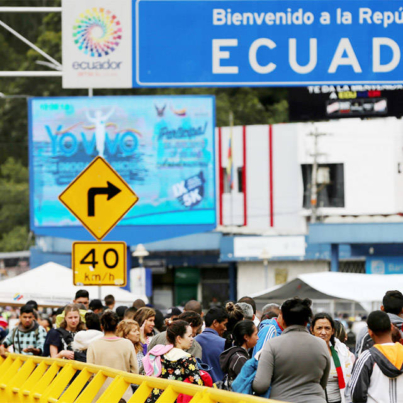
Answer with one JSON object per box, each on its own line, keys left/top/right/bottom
{"left": 142, "top": 344, "right": 174, "bottom": 377}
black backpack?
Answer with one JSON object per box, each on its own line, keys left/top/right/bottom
{"left": 56, "top": 328, "right": 74, "bottom": 351}
{"left": 42, "top": 327, "right": 75, "bottom": 357}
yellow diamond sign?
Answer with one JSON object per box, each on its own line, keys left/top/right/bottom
{"left": 59, "top": 157, "right": 139, "bottom": 240}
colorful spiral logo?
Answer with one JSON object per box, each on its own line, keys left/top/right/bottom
{"left": 73, "top": 8, "right": 122, "bottom": 57}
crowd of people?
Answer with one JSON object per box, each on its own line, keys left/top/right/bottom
{"left": 0, "top": 289, "right": 403, "bottom": 402}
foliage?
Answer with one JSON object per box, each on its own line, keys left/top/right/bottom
{"left": 0, "top": 3, "right": 289, "bottom": 251}
{"left": 0, "top": 158, "right": 31, "bottom": 251}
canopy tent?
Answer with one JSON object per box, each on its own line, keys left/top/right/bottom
{"left": 0, "top": 262, "right": 148, "bottom": 307}
{"left": 250, "top": 272, "right": 403, "bottom": 313}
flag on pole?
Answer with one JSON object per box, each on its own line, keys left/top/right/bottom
{"left": 226, "top": 113, "right": 234, "bottom": 190}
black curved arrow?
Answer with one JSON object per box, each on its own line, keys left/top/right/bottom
{"left": 88, "top": 182, "right": 121, "bottom": 217}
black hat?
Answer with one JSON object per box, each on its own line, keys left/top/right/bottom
{"left": 165, "top": 307, "right": 182, "bottom": 319}
{"left": 89, "top": 299, "right": 104, "bottom": 311}
{"left": 26, "top": 300, "right": 38, "bottom": 311}
{"left": 116, "top": 305, "right": 128, "bottom": 320}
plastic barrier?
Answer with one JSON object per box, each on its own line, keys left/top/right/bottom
{"left": 0, "top": 353, "right": 284, "bottom": 403}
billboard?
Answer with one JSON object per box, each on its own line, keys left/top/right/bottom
{"left": 289, "top": 85, "right": 403, "bottom": 121}
{"left": 63, "top": 0, "right": 403, "bottom": 88}
{"left": 29, "top": 96, "right": 216, "bottom": 244}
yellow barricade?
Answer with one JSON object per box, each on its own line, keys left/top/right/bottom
{"left": 0, "top": 353, "right": 283, "bottom": 403}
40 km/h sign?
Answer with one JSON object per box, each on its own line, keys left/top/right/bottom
{"left": 73, "top": 242, "right": 127, "bottom": 286}
{"left": 59, "top": 157, "right": 139, "bottom": 240}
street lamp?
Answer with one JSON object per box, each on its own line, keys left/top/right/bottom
{"left": 132, "top": 244, "right": 149, "bottom": 267}
{"left": 259, "top": 247, "right": 271, "bottom": 289}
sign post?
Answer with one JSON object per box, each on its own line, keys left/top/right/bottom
{"left": 59, "top": 156, "right": 139, "bottom": 287}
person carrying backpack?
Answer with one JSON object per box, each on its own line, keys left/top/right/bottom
{"left": 72, "top": 312, "right": 103, "bottom": 362}
{"left": 356, "top": 290, "right": 403, "bottom": 357}
{"left": 219, "top": 320, "right": 258, "bottom": 390}
{"left": 0, "top": 304, "right": 46, "bottom": 356}
{"left": 43, "top": 304, "right": 85, "bottom": 359}
{"left": 348, "top": 310, "right": 403, "bottom": 402}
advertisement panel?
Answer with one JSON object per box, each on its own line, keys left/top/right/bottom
{"left": 29, "top": 96, "right": 216, "bottom": 244}
{"left": 63, "top": 0, "right": 403, "bottom": 88}
{"left": 289, "top": 85, "right": 403, "bottom": 121}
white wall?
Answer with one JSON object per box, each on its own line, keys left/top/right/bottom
{"left": 273, "top": 124, "right": 305, "bottom": 231}
{"left": 299, "top": 118, "right": 403, "bottom": 215}
{"left": 220, "top": 126, "right": 245, "bottom": 226}
{"left": 245, "top": 125, "right": 270, "bottom": 228}
{"left": 217, "top": 123, "right": 305, "bottom": 232}
{"left": 237, "top": 260, "right": 329, "bottom": 299}
{"left": 217, "top": 117, "right": 403, "bottom": 231}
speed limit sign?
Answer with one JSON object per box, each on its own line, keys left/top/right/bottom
{"left": 72, "top": 241, "right": 127, "bottom": 286}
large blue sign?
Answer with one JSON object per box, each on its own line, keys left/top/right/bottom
{"left": 29, "top": 96, "right": 216, "bottom": 244}
{"left": 133, "top": 0, "right": 403, "bottom": 86}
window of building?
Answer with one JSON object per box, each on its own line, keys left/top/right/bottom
{"left": 301, "top": 163, "right": 345, "bottom": 208}
{"left": 222, "top": 167, "right": 244, "bottom": 193}
{"left": 222, "top": 168, "right": 230, "bottom": 193}
{"left": 237, "top": 167, "right": 244, "bottom": 193}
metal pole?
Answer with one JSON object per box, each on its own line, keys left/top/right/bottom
{"left": 0, "top": 7, "right": 62, "bottom": 12}
{"left": 0, "top": 71, "right": 62, "bottom": 77}
{"left": 311, "top": 133, "right": 318, "bottom": 223}
{"left": 0, "top": 20, "right": 62, "bottom": 69}
{"left": 88, "top": 88, "right": 101, "bottom": 300}
{"left": 229, "top": 111, "right": 234, "bottom": 227}
{"left": 309, "top": 128, "right": 326, "bottom": 224}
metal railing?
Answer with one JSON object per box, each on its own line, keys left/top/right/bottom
{"left": 0, "top": 353, "right": 282, "bottom": 403}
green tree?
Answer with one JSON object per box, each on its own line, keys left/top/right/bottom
{"left": 0, "top": 4, "right": 289, "bottom": 251}
{"left": 0, "top": 158, "right": 31, "bottom": 251}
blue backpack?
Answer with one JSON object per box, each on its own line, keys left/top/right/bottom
{"left": 231, "top": 357, "right": 270, "bottom": 398}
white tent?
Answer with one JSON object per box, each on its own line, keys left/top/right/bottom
{"left": 250, "top": 272, "right": 403, "bottom": 313}
{"left": 0, "top": 262, "right": 148, "bottom": 307}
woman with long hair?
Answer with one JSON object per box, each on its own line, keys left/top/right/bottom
{"left": 334, "top": 319, "right": 347, "bottom": 344}
{"left": 116, "top": 319, "right": 144, "bottom": 369}
{"left": 253, "top": 297, "right": 331, "bottom": 402}
{"left": 220, "top": 320, "right": 258, "bottom": 387}
{"left": 45, "top": 304, "right": 85, "bottom": 359}
{"left": 224, "top": 301, "right": 244, "bottom": 349}
{"left": 143, "top": 320, "right": 203, "bottom": 403}
{"left": 133, "top": 307, "right": 156, "bottom": 355}
{"left": 87, "top": 311, "right": 138, "bottom": 402}
{"left": 147, "top": 311, "right": 203, "bottom": 359}
{"left": 311, "top": 313, "right": 354, "bottom": 403}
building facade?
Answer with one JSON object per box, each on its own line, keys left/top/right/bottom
{"left": 32, "top": 117, "right": 403, "bottom": 305}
